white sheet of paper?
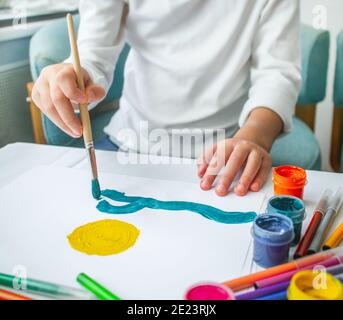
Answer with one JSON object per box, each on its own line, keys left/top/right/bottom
{"left": 0, "top": 165, "right": 266, "bottom": 299}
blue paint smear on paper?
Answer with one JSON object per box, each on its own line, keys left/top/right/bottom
{"left": 96, "top": 189, "right": 257, "bottom": 224}
{"left": 91, "top": 179, "right": 101, "bottom": 200}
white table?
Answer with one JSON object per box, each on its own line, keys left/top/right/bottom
{"left": 1, "top": 142, "right": 343, "bottom": 280}
{"left": 1, "top": 142, "right": 343, "bottom": 194}
{"left": 2, "top": 143, "right": 343, "bottom": 230}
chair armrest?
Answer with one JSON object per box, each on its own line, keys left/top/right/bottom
{"left": 26, "top": 82, "right": 47, "bottom": 145}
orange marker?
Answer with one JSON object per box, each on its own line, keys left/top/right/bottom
{"left": 323, "top": 223, "right": 343, "bottom": 250}
{"left": 0, "top": 289, "right": 32, "bottom": 300}
{"left": 223, "top": 251, "right": 333, "bottom": 291}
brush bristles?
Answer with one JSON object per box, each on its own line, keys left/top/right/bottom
{"left": 92, "top": 179, "right": 101, "bottom": 200}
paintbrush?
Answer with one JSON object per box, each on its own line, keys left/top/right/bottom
{"left": 66, "top": 13, "right": 101, "bottom": 199}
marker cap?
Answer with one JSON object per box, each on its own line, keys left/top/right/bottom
{"left": 314, "top": 189, "right": 333, "bottom": 214}
{"left": 328, "top": 187, "right": 343, "bottom": 212}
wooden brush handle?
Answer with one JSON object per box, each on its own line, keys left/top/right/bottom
{"left": 66, "top": 14, "right": 93, "bottom": 145}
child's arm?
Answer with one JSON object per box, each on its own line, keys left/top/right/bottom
{"left": 199, "top": 0, "right": 301, "bottom": 196}
{"left": 32, "top": 0, "right": 126, "bottom": 137}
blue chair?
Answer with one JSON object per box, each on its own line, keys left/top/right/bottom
{"left": 331, "top": 30, "right": 343, "bottom": 172}
{"left": 271, "top": 25, "right": 330, "bottom": 170}
{"left": 29, "top": 18, "right": 329, "bottom": 170}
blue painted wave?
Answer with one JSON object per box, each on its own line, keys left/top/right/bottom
{"left": 96, "top": 189, "right": 256, "bottom": 224}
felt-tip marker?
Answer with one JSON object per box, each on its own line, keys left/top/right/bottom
{"left": 294, "top": 189, "right": 332, "bottom": 259}
{"left": 0, "top": 272, "right": 94, "bottom": 300}
{"left": 77, "top": 273, "right": 121, "bottom": 300}
{"left": 308, "top": 188, "right": 343, "bottom": 255}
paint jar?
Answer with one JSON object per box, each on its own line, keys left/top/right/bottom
{"left": 252, "top": 213, "right": 294, "bottom": 268}
{"left": 267, "top": 196, "right": 306, "bottom": 246}
{"left": 288, "top": 270, "right": 343, "bottom": 300}
{"left": 185, "top": 282, "right": 236, "bottom": 300}
{"left": 273, "top": 166, "right": 307, "bottom": 200}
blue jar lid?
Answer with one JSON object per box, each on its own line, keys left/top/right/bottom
{"left": 252, "top": 213, "right": 295, "bottom": 246}
{"left": 267, "top": 196, "right": 305, "bottom": 224}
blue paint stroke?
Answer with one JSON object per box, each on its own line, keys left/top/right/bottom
{"left": 92, "top": 179, "right": 101, "bottom": 200}
{"left": 96, "top": 189, "right": 257, "bottom": 224}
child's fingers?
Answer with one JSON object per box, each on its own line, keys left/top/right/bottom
{"left": 201, "top": 143, "right": 231, "bottom": 190}
{"left": 35, "top": 83, "right": 79, "bottom": 138}
{"left": 234, "top": 151, "right": 262, "bottom": 196}
{"left": 215, "top": 146, "right": 249, "bottom": 196}
{"left": 85, "top": 84, "right": 106, "bottom": 103}
{"left": 197, "top": 144, "right": 217, "bottom": 178}
{"left": 200, "top": 153, "right": 223, "bottom": 190}
{"left": 56, "top": 69, "right": 86, "bottom": 103}
{"left": 250, "top": 155, "right": 272, "bottom": 192}
{"left": 50, "top": 84, "right": 82, "bottom": 137}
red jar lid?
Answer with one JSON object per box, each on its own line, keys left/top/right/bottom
{"left": 273, "top": 166, "right": 307, "bottom": 188}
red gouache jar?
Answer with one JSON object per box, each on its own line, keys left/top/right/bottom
{"left": 273, "top": 166, "right": 307, "bottom": 200}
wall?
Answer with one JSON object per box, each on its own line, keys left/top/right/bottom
{"left": 300, "top": 0, "right": 343, "bottom": 171}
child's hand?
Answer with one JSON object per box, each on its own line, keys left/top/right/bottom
{"left": 197, "top": 138, "right": 272, "bottom": 197}
{"left": 32, "top": 64, "right": 105, "bottom": 138}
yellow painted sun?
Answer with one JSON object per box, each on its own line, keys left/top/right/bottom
{"left": 68, "top": 219, "right": 140, "bottom": 256}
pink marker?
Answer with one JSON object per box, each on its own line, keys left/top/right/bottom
{"left": 255, "top": 255, "right": 343, "bottom": 288}
{"left": 185, "top": 283, "right": 236, "bottom": 300}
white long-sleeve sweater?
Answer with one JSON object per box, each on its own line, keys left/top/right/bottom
{"left": 70, "top": 0, "right": 301, "bottom": 158}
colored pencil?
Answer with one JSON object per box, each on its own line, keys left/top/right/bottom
{"left": 255, "top": 255, "right": 343, "bottom": 289}
{"left": 0, "top": 289, "right": 32, "bottom": 300}
{"left": 0, "top": 272, "right": 93, "bottom": 299}
{"left": 323, "top": 222, "right": 343, "bottom": 250}
{"left": 77, "top": 273, "right": 121, "bottom": 300}
{"left": 255, "top": 290, "right": 287, "bottom": 300}
{"left": 294, "top": 189, "right": 332, "bottom": 259}
{"left": 308, "top": 188, "right": 343, "bottom": 255}
{"left": 223, "top": 251, "right": 332, "bottom": 291}
{"left": 66, "top": 13, "right": 101, "bottom": 200}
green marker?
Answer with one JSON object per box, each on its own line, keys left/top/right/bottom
{"left": 77, "top": 273, "right": 121, "bottom": 300}
{"left": 0, "top": 272, "right": 94, "bottom": 300}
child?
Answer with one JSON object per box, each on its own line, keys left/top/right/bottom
{"left": 32, "top": 0, "right": 301, "bottom": 197}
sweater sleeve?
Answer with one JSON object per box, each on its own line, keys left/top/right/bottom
{"left": 239, "top": 0, "right": 302, "bottom": 133}
{"left": 65, "top": 0, "right": 126, "bottom": 100}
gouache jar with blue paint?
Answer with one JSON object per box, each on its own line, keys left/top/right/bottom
{"left": 252, "top": 213, "right": 294, "bottom": 268}
{"left": 267, "top": 195, "right": 305, "bottom": 246}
